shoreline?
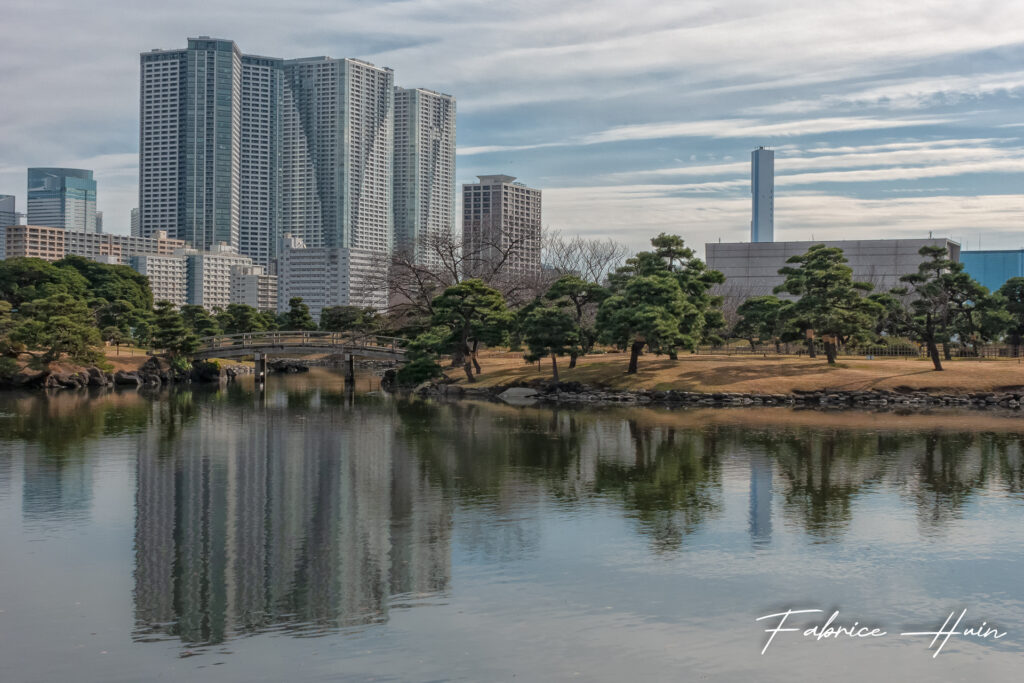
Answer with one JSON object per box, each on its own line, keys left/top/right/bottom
{"left": 416, "top": 379, "right": 1024, "bottom": 411}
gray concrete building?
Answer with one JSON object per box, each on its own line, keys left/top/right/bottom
{"left": 706, "top": 238, "right": 961, "bottom": 302}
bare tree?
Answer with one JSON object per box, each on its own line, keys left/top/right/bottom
{"left": 542, "top": 231, "right": 629, "bottom": 285}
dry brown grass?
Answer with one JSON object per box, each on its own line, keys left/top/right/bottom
{"left": 450, "top": 351, "right": 1024, "bottom": 395}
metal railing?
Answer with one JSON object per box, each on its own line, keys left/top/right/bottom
{"left": 193, "top": 330, "right": 408, "bottom": 356}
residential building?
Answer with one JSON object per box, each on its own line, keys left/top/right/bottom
{"left": 130, "top": 254, "right": 188, "bottom": 308}
{"left": 239, "top": 54, "right": 283, "bottom": 267}
{"left": 2, "top": 225, "right": 66, "bottom": 261}
{"left": 705, "top": 238, "right": 961, "bottom": 303}
{"left": 275, "top": 234, "right": 383, "bottom": 320}
{"left": 393, "top": 87, "right": 456, "bottom": 266}
{"left": 0, "top": 195, "right": 15, "bottom": 227}
{"left": 960, "top": 249, "right": 1024, "bottom": 293}
{"left": 751, "top": 147, "right": 774, "bottom": 243}
{"left": 281, "top": 57, "right": 394, "bottom": 254}
{"left": 462, "top": 175, "right": 542, "bottom": 278}
{"left": 230, "top": 264, "right": 278, "bottom": 311}
{"left": 27, "top": 168, "right": 98, "bottom": 232}
{"left": 66, "top": 229, "right": 185, "bottom": 265}
{"left": 184, "top": 244, "right": 253, "bottom": 310}
{"left": 130, "top": 208, "right": 140, "bottom": 237}
{"left": 139, "top": 37, "right": 244, "bottom": 251}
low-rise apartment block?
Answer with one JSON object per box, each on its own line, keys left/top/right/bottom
{"left": 230, "top": 265, "right": 278, "bottom": 312}
{"left": 129, "top": 254, "right": 188, "bottom": 308}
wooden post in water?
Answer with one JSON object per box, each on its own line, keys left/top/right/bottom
{"left": 254, "top": 352, "right": 267, "bottom": 383}
{"left": 344, "top": 353, "right": 355, "bottom": 385}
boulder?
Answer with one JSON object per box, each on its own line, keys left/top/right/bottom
{"left": 114, "top": 370, "right": 141, "bottom": 386}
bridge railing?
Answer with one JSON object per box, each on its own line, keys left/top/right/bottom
{"left": 194, "top": 330, "right": 408, "bottom": 354}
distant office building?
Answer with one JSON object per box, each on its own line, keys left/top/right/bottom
{"left": 95, "top": 211, "right": 103, "bottom": 233}
{"left": 706, "top": 238, "right": 961, "bottom": 302}
{"left": 960, "top": 250, "right": 1024, "bottom": 293}
{"left": 130, "top": 208, "right": 140, "bottom": 237}
{"left": 281, "top": 57, "right": 394, "bottom": 254}
{"left": 462, "top": 175, "right": 542, "bottom": 278}
{"left": 2, "top": 225, "right": 66, "bottom": 261}
{"left": 130, "top": 254, "right": 188, "bottom": 308}
{"left": 27, "top": 168, "right": 98, "bottom": 232}
{"left": 751, "top": 147, "right": 774, "bottom": 243}
{"left": 0, "top": 195, "right": 16, "bottom": 227}
{"left": 393, "top": 87, "right": 456, "bottom": 265}
{"left": 230, "top": 264, "right": 278, "bottom": 311}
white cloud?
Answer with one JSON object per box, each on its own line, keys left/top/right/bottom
{"left": 543, "top": 185, "right": 1024, "bottom": 256}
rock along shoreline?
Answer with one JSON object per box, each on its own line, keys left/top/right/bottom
{"left": 414, "top": 379, "right": 1024, "bottom": 411}
{"left": 2, "top": 356, "right": 254, "bottom": 391}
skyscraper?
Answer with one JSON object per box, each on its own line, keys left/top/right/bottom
{"left": 281, "top": 57, "right": 394, "bottom": 252}
{"left": 751, "top": 147, "right": 774, "bottom": 243}
{"left": 239, "top": 54, "right": 283, "bottom": 267}
{"left": 462, "top": 175, "right": 542, "bottom": 279}
{"left": 393, "top": 87, "right": 456, "bottom": 266}
{"left": 0, "top": 195, "right": 15, "bottom": 228}
{"left": 140, "top": 38, "right": 281, "bottom": 260}
{"left": 130, "top": 207, "right": 140, "bottom": 237}
{"left": 27, "top": 168, "right": 97, "bottom": 232}
{"left": 95, "top": 211, "right": 103, "bottom": 233}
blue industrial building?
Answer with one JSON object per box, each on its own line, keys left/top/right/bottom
{"left": 960, "top": 250, "right": 1024, "bottom": 293}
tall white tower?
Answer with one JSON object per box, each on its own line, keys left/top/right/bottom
{"left": 751, "top": 147, "right": 774, "bottom": 243}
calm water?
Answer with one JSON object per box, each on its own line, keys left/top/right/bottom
{"left": 1, "top": 371, "right": 1023, "bottom": 682}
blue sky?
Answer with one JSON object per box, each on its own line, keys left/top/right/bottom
{"left": 2, "top": 0, "right": 1023, "bottom": 255}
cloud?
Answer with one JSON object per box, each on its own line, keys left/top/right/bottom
{"left": 542, "top": 185, "right": 1024, "bottom": 256}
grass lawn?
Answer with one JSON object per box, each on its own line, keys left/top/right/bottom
{"left": 449, "top": 351, "right": 1024, "bottom": 395}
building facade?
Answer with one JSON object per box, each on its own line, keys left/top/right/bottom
{"left": 706, "top": 238, "right": 962, "bottom": 303}
{"left": 2, "top": 225, "right": 66, "bottom": 261}
{"left": 66, "top": 229, "right": 185, "bottom": 265}
{"left": 393, "top": 87, "right": 456, "bottom": 266}
{"left": 184, "top": 244, "right": 253, "bottom": 311}
{"left": 281, "top": 57, "right": 394, "bottom": 253}
{"left": 751, "top": 147, "right": 774, "bottom": 243}
{"left": 275, "top": 234, "right": 383, "bottom": 319}
{"left": 230, "top": 265, "right": 278, "bottom": 311}
{"left": 130, "top": 254, "right": 189, "bottom": 308}
{"left": 140, "top": 38, "right": 248, "bottom": 253}
{"left": 960, "top": 249, "right": 1024, "bottom": 293}
{"left": 130, "top": 208, "right": 140, "bottom": 237}
{"left": 27, "top": 168, "right": 97, "bottom": 232}
{"left": 462, "top": 175, "right": 541, "bottom": 278}
{"left": 0, "top": 195, "right": 16, "bottom": 228}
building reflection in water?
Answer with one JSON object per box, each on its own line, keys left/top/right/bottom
{"left": 748, "top": 453, "right": 772, "bottom": 546}
{"left": 133, "top": 397, "right": 451, "bottom": 646}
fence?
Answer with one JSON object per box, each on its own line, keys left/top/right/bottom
{"left": 694, "top": 342, "right": 1021, "bottom": 359}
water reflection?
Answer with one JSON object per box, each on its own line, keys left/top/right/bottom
{"left": 2, "top": 380, "right": 1024, "bottom": 655}
{"left": 133, "top": 398, "right": 451, "bottom": 645}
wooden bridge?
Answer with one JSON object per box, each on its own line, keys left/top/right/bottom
{"left": 191, "top": 331, "right": 407, "bottom": 382}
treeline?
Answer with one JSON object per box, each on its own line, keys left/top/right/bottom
{"left": 5, "top": 234, "right": 1024, "bottom": 382}
{"left": 0, "top": 255, "right": 387, "bottom": 373}
{"left": 732, "top": 244, "right": 1024, "bottom": 370}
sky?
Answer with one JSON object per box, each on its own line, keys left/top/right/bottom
{"left": 2, "top": 0, "right": 1024, "bottom": 256}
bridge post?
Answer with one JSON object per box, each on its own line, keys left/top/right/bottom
{"left": 254, "top": 352, "right": 267, "bottom": 383}
{"left": 344, "top": 353, "right": 355, "bottom": 385}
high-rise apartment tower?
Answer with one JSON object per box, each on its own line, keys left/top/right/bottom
{"left": 393, "top": 87, "right": 456, "bottom": 266}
